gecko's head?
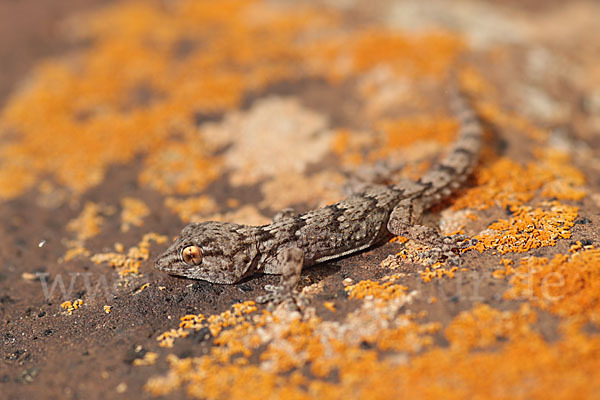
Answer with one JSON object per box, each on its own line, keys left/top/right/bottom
{"left": 154, "top": 221, "right": 256, "bottom": 284}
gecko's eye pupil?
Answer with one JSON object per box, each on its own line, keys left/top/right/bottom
{"left": 182, "top": 245, "right": 202, "bottom": 265}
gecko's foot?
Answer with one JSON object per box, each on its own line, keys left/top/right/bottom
{"left": 256, "top": 285, "right": 308, "bottom": 311}
{"left": 255, "top": 247, "right": 306, "bottom": 311}
{"left": 419, "top": 234, "right": 476, "bottom": 266}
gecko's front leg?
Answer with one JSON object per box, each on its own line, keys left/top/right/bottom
{"left": 256, "top": 247, "right": 307, "bottom": 310}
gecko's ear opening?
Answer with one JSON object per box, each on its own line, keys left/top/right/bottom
{"left": 182, "top": 245, "right": 203, "bottom": 265}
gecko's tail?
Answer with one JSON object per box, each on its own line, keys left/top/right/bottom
{"left": 416, "top": 85, "right": 483, "bottom": 209}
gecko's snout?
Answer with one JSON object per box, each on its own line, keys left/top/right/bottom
{"left": 154, "top": 247, "right": 175, "bottom": 272}
{"left": 154, "top": 242, "right": 182, "bottom": 272}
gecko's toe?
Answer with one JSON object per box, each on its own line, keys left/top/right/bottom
{"left": 418, "top": 234, "right": 474, "bottom": 266}
{"left": 446, "top": 253, "right": 461, "bottom": 267}
{"left": 256, "top": 285, "right": 307, "bottom": 311}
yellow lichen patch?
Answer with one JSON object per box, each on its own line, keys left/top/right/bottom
{"left": 63, "top": 246, "right": 91, "bottom": 262}
{"left": 147, "top": 302, "right": 600, "bottom": 399}
{"left": 376, "top": 116, "right": 457, "bottom": 152}
{"left": 0, "top": 0, "right": 335, "bottom": 199}
{"left": 139, "top": 141, "right": 223, "bottom": 196}
{"left": 61, "top": 299, "right": 84, "bottom": 315}
{"left": 451, "top": 158, "right": 531, "bottom": 210}
{"left": 157, "top": 328, "right": 189, "bottom": 349}
{"left": 470, "top": 201, "right": 577, "bottom": 254}
{"left": 66, "top": 202, "right": 112, "bottom": 243}
{"left": 505, "top": 247, "right": 600, "bottom": 323}
{"left": 207, "top": 301, "right": 259, "bottom": 338}
{"left": 478, "top": 101, "right": 548, "bottom": 141}
{"left": 91, "top": 233, "right": 167, "bottom": 276}
{"left": 164, "top": 196, "right": 218, "bottom": 222}
{"left": 345, "top": 277, "right": 407, "bottom": 300}
{"left": 445, "top": 303, "right": 538, "bottom": 351}
{"left": 179, "top": 314, "right": 206, "bottom": 329}
{"left": 390, "top": 236, "right": 409, "bottom": 244}
{"left": 535, "top": 149, "right": 587, "bottom": 201}
{"left": 330, "top": 129, "right": 370, "bottom": 166}
{"left": 458, "top": 66, "right": 496, "bottom": 98}
{"left": 133, "top": 352, "right": 159, "bottom": 367}
{"left": 63, "top": 202, "right": 117, "bottom": 262}
{"left": 373, "top": 317, "right": 440, "bottom": 353}
{"left": 62, "top": 202, "right": 114, "bottom": 262}
{"left": 145, "top": 294, "right": 600, "bottom": 400}
{"left": 157, "top": 302, "right": 256, "bottom": 348}
{"left": 0, "top": 0, "right": 474, "bottom": 201}
{"left": 326, "top": 29, "right": 465, "bottom": 82}
{"left": 135, "top": 283, "right": 151, "bottom": 294}
{"left": 120, "top": 197, "right": 150, "bottom": 232}
{"left": 492, "top": 258, "right": 516, "bottom": 279}
{"left": 148, "top": 288, "right": 444, "bottom": 397}
{"left": 453, "top": 151, "right": 585, "bottom": 212}
{"left": 419, "top": 265, "right": 459, "bottom": 282}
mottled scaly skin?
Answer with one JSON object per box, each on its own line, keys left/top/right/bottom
{"left": 155, "top": 87, "right": 482, "bottom": 303}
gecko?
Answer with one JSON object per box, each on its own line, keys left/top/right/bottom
{"left": 155, "top": 86, "right": 482, "bottom": 307}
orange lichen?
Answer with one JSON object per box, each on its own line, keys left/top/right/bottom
{"left": 149, "top": 286, "right": 442, "bottom": 397}
{"left": 135, "top": 283, "right": 151, "bottom": 294}
{"left": 0, "top": 0, "right": 333, "bottom": 198}
{"left": 0, "top": 0, "right": 472, "bottom": 200}
{"left": 345, "top": 278, "right": 407, "bottom": 300}
{"left": 164, "top": 196, "right": 218, "bottom": 222}
{"left": 91, "top": 232, "right": 167, "bottom": 276}
{"left": 139, "top": 141, "right": 223, "bottom": 196}
{"left": 458, "top": 66, "right": 496, "bottom": 98}
{"left": 157, "top": 301, "right": 257, "bottom": 348}
{"left": 470, "top": 201, "right": 577, "bottom": 254}
{"left": 147, "top": 300, "right": 600, "bottom": 399}
{"left": 63, "top": 202, "right": 117, "bottom": 262}
{"left": 120, "top": 197, "right": 150, "bottom": 232}
{"left": 505, "top": 247, "right": 600, "bottom": 323}
{"left": 3, "top": 0, "right": 598, "bottom": 397}
{"left": 453, "top": 150, "right": 585, "bottom": 212}
{"left": 377, "top": 116, "right": 457, "bottom": 151}
{"left": 445, "top": 303, "right": 538, "bottom": 351}
{"left": 373, "top": 318, "right": 440, "bottom": 353}
{"left": 492, "top": 259, "right": 516, "bottom": 279}
{"left": 347, "top": 30, "right": 465, "bottom": 80}
{"left": 61, "top": 299, "right": 84, "bottom": 315}
{"left": 133, "top": 352, "right": 159, "bottom": 367}
{"left": 63, "top": 246, "right": 91, "bottom": 262}
{"left": 478, "top": 101, "right": 548, "bottom": 141}
{"left": 535, "top": 149, "right": 587, "bottom": 200}
{"left": 330, "top": 129, "right": 365, "bottom": 166}
{"left": 66, "top": 202, "right": 112, "bottom": 243}
{"left": 420, "top": 265, "right": 459, "bottom": 282}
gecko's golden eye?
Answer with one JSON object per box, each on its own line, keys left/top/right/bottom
{"left": 182, "top": 245, "right": 202, "bottom": 265}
